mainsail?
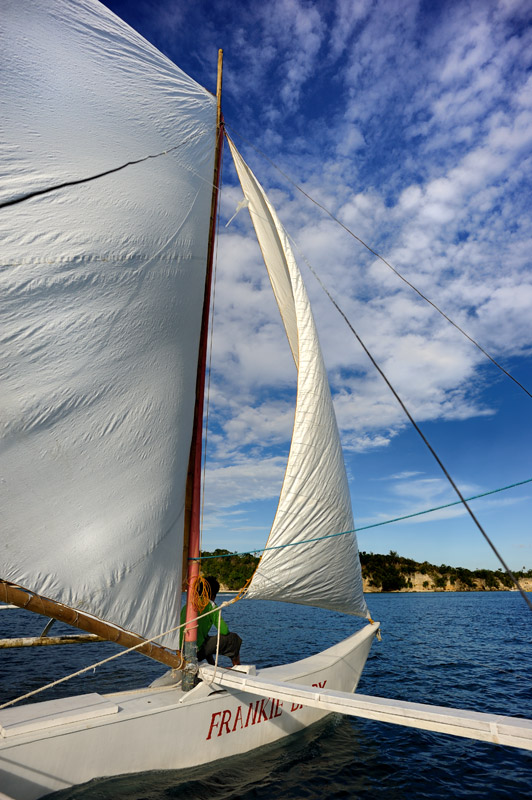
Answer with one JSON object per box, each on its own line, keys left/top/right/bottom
{"left": 1, "top": 0, "right": 217, "bottom": 648}
{"left": 228, "top": 139, "right": 368, "bottom": 618}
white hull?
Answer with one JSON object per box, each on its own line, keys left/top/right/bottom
{"left": 0, "top": 624, "right": 377, "bottom": 799}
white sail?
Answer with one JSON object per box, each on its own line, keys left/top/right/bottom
{"left": 0, "top": 0, "right": 216, "bottom": 648}
{"left": 228, "top": 139, "right": 368, "bottom": 618}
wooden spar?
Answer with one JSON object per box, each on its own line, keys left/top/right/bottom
{"left": 182, "top": 49, "right": 224, "bottom": 583}
{"left": 0, "top": 581, "right": 182, "bottom": 668}
{"left": 0, "top": 635, "right": 103, "bottom": 648}
{"left": 182, "top": 49, "right": 224, "bottom": 690}
{"left": 200, "top": 666, "right": 532, "bottom": 752}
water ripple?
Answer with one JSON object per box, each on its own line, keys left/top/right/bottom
{"left": 1, "top": 592, "right": 531, "bottom": 799}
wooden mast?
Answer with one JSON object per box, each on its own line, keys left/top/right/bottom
{"left": 182, "top": 49, "right": 224, "bottom": 690}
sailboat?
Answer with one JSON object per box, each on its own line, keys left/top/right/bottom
{"left": 1, "top": 1, "right": 531, "bottom": 798}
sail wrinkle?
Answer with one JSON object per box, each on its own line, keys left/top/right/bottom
{"left": 227, "top": 138, "right": 368, "bottom": 618}
{"left": 1, "top": 0, "right": 217, "bottom": 649}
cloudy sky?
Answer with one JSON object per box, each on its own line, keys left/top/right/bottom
{"left": 103, "top": 0, "right": 532, "bottom": 571}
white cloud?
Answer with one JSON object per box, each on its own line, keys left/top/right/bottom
{"left": 383, "top": 471, "right": 423, "bottom": 481}
{"left": 275, "top": 0, "right": 324, "bottom": 110}
{"left": 329, "top": 0, "right": 373, "bottom": 61}
{"left": 203, "top": 456, "right": 287, "bottom": 512}
{"left": 211, "top": 399, "right": 295, "bottom": 459}
{"left": 335, "top": 124, "right": 365, "bottom": 157}
{"left": 114, "top": 0, "right": 532, "bottom": 549}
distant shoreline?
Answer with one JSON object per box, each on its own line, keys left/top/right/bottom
{"left": 217, "top": 584, "right": 532, "bottom": 595}
{"left": 363, "top": 573, "right": 532, "bottom": 594}
{"left": 204, "top": 550, "right": 532, "bottom": 595}
{"left": 363, "top": 583, "right": 532, "bottom": 594}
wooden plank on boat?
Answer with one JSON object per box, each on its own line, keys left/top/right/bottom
{"left": 0, "top": 693, "right": 118, "bottom": 738}
{"left": 199, "top": 666, "right": 532, "bottom": 752}
{"left": 0, "top": 634, "right": 104, "bottom": 647}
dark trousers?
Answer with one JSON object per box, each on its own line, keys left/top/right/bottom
{"left": 198, "top": 632, "right": 242, "bottom": 663}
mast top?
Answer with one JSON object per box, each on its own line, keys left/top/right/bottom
{"left": 216, "top": 49, "right": 223, "bottom": 129}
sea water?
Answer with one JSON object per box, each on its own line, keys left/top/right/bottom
{"left": 1, "top": 592, "right": 531, "bottom": 799}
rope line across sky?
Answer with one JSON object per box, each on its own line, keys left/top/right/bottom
{"left": 195, "top": 477, "right": 532, "bottom": 561}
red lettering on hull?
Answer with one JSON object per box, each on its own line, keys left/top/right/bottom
{"left": 257, "top": 698, "right": 270, "bottom": 722}
{"left": 232, "top": 705, "right": 244, "bottom": 732}
{"left": 219, "top": 708, "right": 232, "bottom": 735}
{"left": 245, "top": 699, "right": 259, "bottom": 727}
{"left": 205, "top": 680, "right": 328, "bottom": 739}
{"left": 290, "top": 680, "right": 327, "bottom": 714}
{"left": 206, "top": 711, "right": 221, "bottom": 740}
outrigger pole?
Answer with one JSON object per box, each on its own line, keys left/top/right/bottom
{"left": 182, "top": 49, "right": 224, "bottom": 691}
{"left": 0, "top": 581, "right": 182, "bottom": 667}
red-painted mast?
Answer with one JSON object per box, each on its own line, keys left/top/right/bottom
{"left": 182, "top": 49, "right": 224, "bottom": 691}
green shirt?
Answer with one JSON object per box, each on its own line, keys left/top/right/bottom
{"left": 179, "top": 600, "right": 229, "bottom": 649}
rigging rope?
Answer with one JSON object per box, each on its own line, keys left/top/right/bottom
{"left": 0, "top": 593, "right": 242, "bottom": 711}
{"left": 190, "top": 574, "right": 211, "bottom": 613}
{"left": 300, "top": 252, "right": 532, "bottom": 612}
{"left": 195, "top": 477, "right": 532, "bottom": 560}
{"left": 226, "top": 125, "right": 532, "bottom": 401}
{"left": 0, "top": 619, "right": 184, "bottom": 711}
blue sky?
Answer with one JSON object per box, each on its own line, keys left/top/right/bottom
{"left": 103, "top": 0, "right": 532, "bottom": 571}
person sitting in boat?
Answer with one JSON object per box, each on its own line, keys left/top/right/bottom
{"left": 180, "top": 576, "right": 242, "bottom": 667}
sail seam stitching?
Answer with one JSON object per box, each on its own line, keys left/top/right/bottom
{"left": 0, "top": 133, "right": 203, "bottom": 209}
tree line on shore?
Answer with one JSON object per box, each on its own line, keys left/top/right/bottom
{"left": 358, "top": 551, "right": 531, "bottom": 592}
{"left": 200, "top": 550, "right": 259, "bottom": 591}
{"left": 200, "top": 549, "right": 532, "bottom": 592}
